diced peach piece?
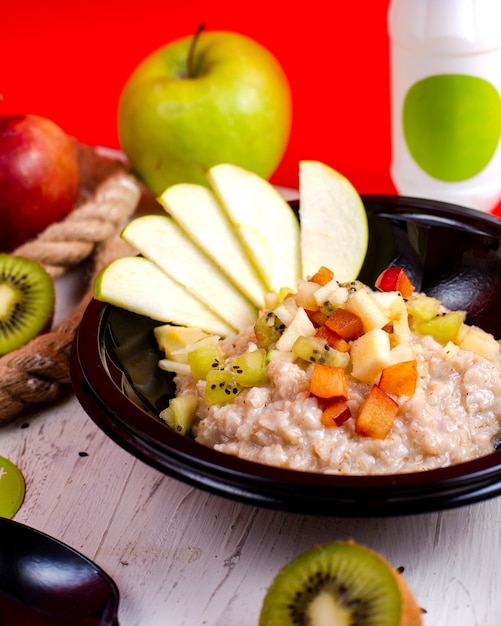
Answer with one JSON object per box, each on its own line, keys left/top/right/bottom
{"left": 310, "top": 266, "right": 334, "bottom": 286}
{"left": 315, "top": 325, "right": 350, "bottom": 352}
{"left": 355, "top": 385, "right": 399, "bottom": 439}
{"left": 378, "top": 360, "right": 418, "bottom": 397}
{"left": 325, "top": 307, "right": 364, "bottom": 341}
{"left": 306, "top": 309, "right": 329, "bottom": 327}
{"left": 375, "top": 266, "right": 415, "bottom": 298}
{"left": 320, "top": 399, "right": 352, "bottom": 427}
{"left": 310, "top": 364, "right": 348, "bottom": 399}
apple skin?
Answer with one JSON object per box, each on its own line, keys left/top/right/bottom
{"left": 0, "top": 114, "right": 80, "bottom": 251}
{"left": 117, "top": 30, "right": 292, "bottom": 194}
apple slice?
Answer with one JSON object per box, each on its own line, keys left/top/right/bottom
{"left": 93, "top": 256, "right": 233, "bottom": 336}
{"left": 299, "top": 160, "right": 369, "bottom": 283}
{"left": 206, "top": 163, "right": 301, "bottom": 293}
{"left": 158, "top": 183, "right": 267, "bottom": 308}
{"left": 121, "top": 214, "right": 257, "bottom": 331}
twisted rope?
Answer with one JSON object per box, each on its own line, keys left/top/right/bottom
{"left": 0, "top": 147, "right": 142, "bottom": 425}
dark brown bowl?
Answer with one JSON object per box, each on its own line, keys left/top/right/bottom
{"left": 70, "top": 195, "right": 501, "bottom": 516}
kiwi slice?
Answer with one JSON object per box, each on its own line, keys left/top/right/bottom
{"left": 0, "top": 254, "right": 54, "bottom": 355}
{"left": 259, "top": 542, "right": 422, "bottom": 626}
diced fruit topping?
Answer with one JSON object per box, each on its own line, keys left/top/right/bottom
{"left": 375, "top": 266, "right": 415, "bottom": 298}
{"left": 292, "top": 336, "right": 350, "bottom": 369}
{"left": 378, "top": 360, "right": 418, "bottom": 397}
{"left": 155, "top": 263, "right": 500, "bottom": 440}
{"left": 355, "top": 385, "right": 399, "bottom": 439}
{"left": 159, "top": 393, "right": 199, "bottom": 435}
{"left": 310, "top": 364, "right": 348, "bottom": 400}
{"left": 320, "top": 399, "right": 352, "bottom": 427}
{"left": 324, "top": 308, "right": 364, "bottom": 341}
{"left": 413, "top": 310, "right": 464, "bottom": 344}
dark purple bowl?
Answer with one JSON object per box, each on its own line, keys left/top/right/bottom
{"left": 70, "top": 195, "right": 501, "bottom": 517}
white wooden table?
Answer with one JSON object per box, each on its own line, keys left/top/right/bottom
{"left": 1, "top": 218, "right": 501, "bottom": 626}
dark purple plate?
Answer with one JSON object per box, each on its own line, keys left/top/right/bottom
{"left": 70, "top": 195, "right": 501, "bottom": 517}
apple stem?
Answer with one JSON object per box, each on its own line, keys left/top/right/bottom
{"left": 187, "top": 24, "right": 205, "bottom": 78}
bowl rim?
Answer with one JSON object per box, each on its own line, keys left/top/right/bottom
{"left": 71, "top": 194, "right": 501, "bottom": 517}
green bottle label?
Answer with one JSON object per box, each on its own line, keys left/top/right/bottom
{"left": 403, "top": 74, "right": 501, "bottom": 182}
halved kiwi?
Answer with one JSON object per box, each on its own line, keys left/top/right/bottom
{"left": 0, "top": 254, "right": 54, "bottom": 355}
{"left": 259, "top": 541, "right": 422, "bottom": 625}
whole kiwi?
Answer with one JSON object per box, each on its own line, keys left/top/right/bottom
{"left": 259, "top": 541, "right": 422, "bottom": 626}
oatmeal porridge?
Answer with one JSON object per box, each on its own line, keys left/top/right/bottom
{"left": 157, "top": 267, "right": 501, "bottom": 476}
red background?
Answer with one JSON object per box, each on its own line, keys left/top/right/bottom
{"left": 2, "top": 1, "right": 395, "bottom": 194}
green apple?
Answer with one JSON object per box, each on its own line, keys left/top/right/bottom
{"left": 93, "top": 255, "right": 233, "bottom": 336}
{"left": 121, "top": 214, "right": 257, "bottom": 331}
{"left": 206, "top": 163, "right": 301, "bottom": 293}
{"left": 299, "top": 161, "right": 369, "bottom": 283}
{"left": 117, "top": 27, "right": 292, "bottom": 194}
{"left": 158, "top": 183, "right": 267, "bottom": 308}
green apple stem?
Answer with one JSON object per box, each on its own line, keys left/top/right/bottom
{"left": 187, "top": 24, "right": 205, "bottom": 78}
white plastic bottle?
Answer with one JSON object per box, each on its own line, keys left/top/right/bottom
{"left": 388, "top": 0, "right": 501, "bottom": 212}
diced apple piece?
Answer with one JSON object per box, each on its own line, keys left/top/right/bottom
{"left": 158, "top": 183, "right": 267, "bottom": 308}
{"left": 295, "top": 279, "right": 321, "bottom": 311}
{"left": 455, "top": 324, "right": 501, "bottom": 361}
{"left": 325, "top": 307, "right": 364, "bottom": 341}
{"left": 207, "top": 163, "right": 301, "bottom": 293}
{"left": 320, "top": 399, "right": 352, "bottom": 427}
{"left": 378, "top": 360, "right": 418, "bottom": 397}
{"left": 343, "top": 288, "right": 390, "bottom": 332}
{"left": 313, "top": 279, "right": 349, "bottom": 309}
{"left": 413, "top": 311, "right": 464, "bottom": 344}
{"left": 350, "top": 328, "right": 391, "bottom": 383}
{"left": 158, "top": 359, "right": 191, "bottom": 375}
{"left": 93, "top": 256, "right": 233, "bottom": 336}
{"left": 299, "top": 160, "right": 369, "bottom": 282}
{"left": 310, "top": 364, "right": 348, "bottom": 399}
{"left": 273, "top": 296, "right": 299, "bottom": 326}
{"left": 355, "top": 385, "right": 399, "bottom": 439}
{"left": 276, "top": 307, "right": 316, "bottom": 351}
{"left": 375, "top": 266, "right": 415, "bottom": 298}
{"left": 159, "top": 393, "right": 199, "bottom": 435}
{"left": 154, "top": 324, "right": 210, "bottom": 363}
{"left": 121, "top": 214, "right": 257, "bottom": 331}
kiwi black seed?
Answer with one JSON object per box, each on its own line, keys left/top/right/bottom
{"left": 259, "top": 542, "right": 422, "bottom": 626}
{"left": 0, "top": 254, "right": 54, "bottom": 355}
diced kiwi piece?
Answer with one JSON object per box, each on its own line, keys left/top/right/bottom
{"left": 0, "top": 254, "right": 54, "bottom": 355}
{"left": 405, "top": 293, "right": 441, "bottom": 322}
{"left": 259, "top": 541, "right": 422, "bottom": 626}
{"left": 254, "top": 311, "right": 285, "bottom": 349}
{"left": 205, "top": 369, "right": 241, "bottom": 405}
{"left": 227, "top": 349, "right": 268, "bottom": 387}
{"left": 187, "top": 339, "right": 224, "bottom": 381}
{"left": 159, "top": 393, "right": 199, "bottom": 435}
{"left": 292, "top": 335, "right": 350, "bottom": 368}
{"left": 413, "top": 310, "right": 464, "bottom": 344}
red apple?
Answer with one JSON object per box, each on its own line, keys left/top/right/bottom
{"left": 0, "top": 114, "right": 80, "bottom": 251}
